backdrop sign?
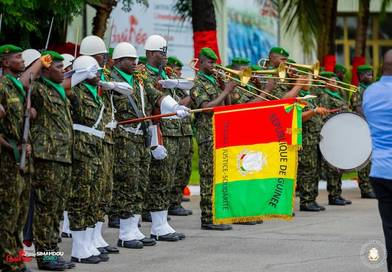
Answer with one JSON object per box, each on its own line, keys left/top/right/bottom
{"left": 227, "top": 0, "right": 278, "bottom": 65}
{"left": 109, "top": 0, "right": 194, "bottom": 76}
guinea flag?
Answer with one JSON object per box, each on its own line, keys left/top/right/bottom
{"left": 212, "top": 98, "right": 303, "bottom": 224}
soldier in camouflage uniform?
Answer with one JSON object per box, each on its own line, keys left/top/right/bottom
{"left": 190, "top": 47, "right": 237, "bottom": 231}
{"left": 0, "top": 44, "right": 51, "bottom": 272}
{"left": 144, "top": 35, "right": 189, "bottom": 241}
{"left": 109, "top": 42, "right": 157, "bottom": 248}
{"left": 350, "top": 65, "right": 376, "bottom": 199}
{"left": 298, "top": 87, "right": 330, "bottom": 211}
{"left": 318, "top": 72, "right": 352, "bottom": 206}
{"left": 29, "top": 51, "right": 74, "bottom": 270}
{"left": 67, "top": 55, "right": 108, "bottom": 264}
{"left": 165, "top": 56, "right": 193, "bottom": 216}
{"left": 78, "top": 35, "right": 119, "bottom": 254}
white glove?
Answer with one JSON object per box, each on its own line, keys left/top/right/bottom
{"left": 98, "top": 81, "right": 115, "bottom": 90}
{"left": 158, "top": 79, "right": 194, "bottom": 90}
{"left": 71, "top": 65, "right": 99, "bottom": 87}
{"left": 98, "top": 81, "right": 132, "bottom": 96}
{"left": 151, "top": 145, "right": 167, "bottom": 160}
{"left": 175, "top": 105, "right": 190, "bottom": 118}
{"left": 160, "top": 95, "right": 190, "bottom": 118}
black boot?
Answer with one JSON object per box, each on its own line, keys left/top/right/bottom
{"left": 361, "top": 191, "right": 376, "bottom": 199}
{"left": 37, "top": 259, "right": 68, "bottom": 271}
{"left": 300, "top": 202, "right": 321, "bottom": 211}
{"left": 168, "top": 206, "right": 192, "bottom": 216}
{"left": 338, "top": 196, "right": 352, "bottom": 205}
{"left": 201, "top": 223, "right": 233, "bottom": 231}
{"left": 328, "top": 196, "right": 346, "bottom": 205}
{"left": 314, "top": 202, "right": 326, "bottom": 211}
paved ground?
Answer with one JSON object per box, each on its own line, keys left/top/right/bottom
{"left": 28, "top": 185, "right": 387, "bottom": 272}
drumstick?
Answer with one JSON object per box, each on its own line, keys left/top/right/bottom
{"left": 327, "top": 108, "right": 341, "bottom": 113}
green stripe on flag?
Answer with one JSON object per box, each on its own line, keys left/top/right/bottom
{"left": 214, "top": 178, "right": 295, "bottom": 220}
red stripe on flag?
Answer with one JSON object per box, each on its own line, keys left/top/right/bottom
{"left": 214, "top": 99, "right": 295, "bottom": 148}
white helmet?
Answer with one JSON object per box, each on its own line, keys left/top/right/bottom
{"left": 112, "top": 42, "right": 138, "bottom": 59}
{"left": 79, "top": 35, "right": 108, "bottom": 55}
{"left": 22, "top": 49, "right": 41, "bottom": 68}
{"left": 144, "top": 34, "right": 167, "bottom": 52}
{"left": 61, "top": 53, "right": 75, "bottom": 69}
{"left": 72, "top": 55, "right": 101, "bottom": 71}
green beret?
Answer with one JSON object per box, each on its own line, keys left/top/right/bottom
{"left": 334, "top": 64, "right": 346, "bottom": 73}
{"left": 0, "top": 44, "right": 23, "bottom": 55}
{"left": 167, "top": 56, "right": 183, "bottom": 67}
{"left": 41, "top": 50, "right": 64, "bottom": 62}
{"left": 108, "top": 48, "right": 114, "bottom": 58}
{"left": 357, "top": 65, "right": 373, "bottom": 74}
{"left": 231, "top": 57, "right": 250, "bottom": 65}
{"left": 269, "top": 47, "right": 289, "bottom": 57}
{"left": 138, "top": 56, "right": 147, "bottom": 64}
{"left": 226, "top": 64, "right": 232, "bottom": 69}
{"left": 199, "top": 47, "right": 218, "bottom": 61}
{"left": 287, "top": 59, "right": 296, "bottom": 64}
{"left": 250, "top": 64, "right": 262, "bottom": 71}
{"left": 320, "top": 71, "right": 337, "bottom": 79}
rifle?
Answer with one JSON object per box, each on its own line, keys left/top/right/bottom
{"left": 19, "top": 74, "right": 33, "bottom": 173}
{"left": 44, "top": 17, "right": 54, "bottom": 50}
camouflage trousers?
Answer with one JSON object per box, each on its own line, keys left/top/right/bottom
{"left": 112, "top": 134, "right": 150, "bottom": 218}
{"left": 298, "top": 143, "right": 321, "bottom": 205}
{"left": 169, "top": 136, "right": 193, "bottom": 208}
{"left": 68, "top": 159, "right": 103, "bottom": 230}
{"left": 0, "top": 152, "right": 30, "bottom": 271}
{"left": 358, "top": 161, "right": 373, "bottom": 194}
{"left": 32, "top": 159, "right": 71, "bottom": 254}
{"left": 198, "top": 140, "right": 214, "bottom": 224}
{"left": 147, "top": 136, "right": 181, "bottom": 212}
{"left": 322, "top": 160, "right": 343, "bottom": 198}
{"left": 97, "top": 143, "right": 114, "bottom": 222}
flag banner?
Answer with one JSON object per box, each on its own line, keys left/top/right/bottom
{"left": 212, "top": 98, "right": 303, "bottom": 224}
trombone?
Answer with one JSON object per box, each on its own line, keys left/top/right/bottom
{"left": 252, "top": 62, "right": 286, "bottom": 81}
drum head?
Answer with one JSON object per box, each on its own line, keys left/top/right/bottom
{"left": 319, "top": 112, "right": 372, "bottom": 171}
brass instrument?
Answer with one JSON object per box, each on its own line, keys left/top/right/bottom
{"left": 214, "top": 64, "right": 252, "bottom": 86}
{"left": 252, "top": 62, "right": 286, "bottom": 81}
{"left": 286, "top": 60, "right": 320, "bottom": 77}
{"left": 257, "top": 57, "right": 270, "bottom": 68}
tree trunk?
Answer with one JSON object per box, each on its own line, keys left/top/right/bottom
{"left": 354, "top": 0, "right": 370, "bottom": 57}
{"left": 317, "top": 0, "right": 338, "bottom": 61}
{"left": 89, "top": 0, "right": 116, "bottom": 38}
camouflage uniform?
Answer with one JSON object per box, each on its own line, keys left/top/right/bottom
{"left": 167, "top": 73, "right": 194, "bottom": 209}
{"left": 268, "top": 82, "right": 290, "bottom": 100}
{"left": 144, "top": 65, "right": 184, "bottom": 212}
{"left": 110, "top": 67, "right": 161, "bottom": 218}
{"left": 0, "top": 75, "right": 30, "bottom": 271}
{"left": 230, "top": 85, "right": 255, "bottom": 105}
{"left": 68, "top": 83, "right": 105, "bottom": 230}
{"left": 319, "top": 88, "right": 350, "bottom": 198}
{"left": 351, "top": 83, "right": 373, "bottom": 195}
{"left": 98, "top": 71, "right": 115, "bottom": 222}
{"left": 30, "top": 78, "right": 73, "bottom": 258}
{"left": 297, "top": 89, "right": 324, "bottom": 205}
{"left": 190, "top": 73, "right": 223, "bottom": 224}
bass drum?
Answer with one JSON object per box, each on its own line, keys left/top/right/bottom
{"left": 319, "top": 112, "right": 372, "bottom": 172}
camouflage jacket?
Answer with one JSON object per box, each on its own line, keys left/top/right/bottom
{"left": 166, "top": 70, "right": 193, "bottom": 136}
{"left": 30, "top": 78, "right": 73, "bottom": 164}
{"left": 269, "top": 81, "right": 290, "bottom": 100}
{"left": 110, "top": 66, "right": 161, "bottom": 142}
{"left": 230, "top": 84, "right": 256, "bottom": 105}
{"left": 0, "top": 75, "right": 25, "bottom": 144}
{"left": 190, "top": 73, "right": 223, "bottom": 144}
{"left": 69, "top": 83, "right": 105, "bottom": 164}
{"left": 298, "top": 88, "right": 323, "bottom": 145}
{"left": 319, "top": 88, "right": 350, "bottom": 120}
{"left": 100, "top": 70, "right": 115, "bottom": 145}
{"left": 350, "top": 82, "right": 369, "bottom": 114}
{"left": 144, "top": 64, "right": 183, "bottom": 137}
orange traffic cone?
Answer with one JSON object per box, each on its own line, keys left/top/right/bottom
{"left": 182, "top": 186, "right": 191, "bottom": 202}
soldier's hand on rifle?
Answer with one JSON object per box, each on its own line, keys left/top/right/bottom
{"left": 0, "top": 104, "right": 5, "bottom": 119}
{"left": 40, "top": 54, "right": 53, "bottom": 68}
{"left": 30, "top": 107, "right": 37, "bottom": 120}
{"left": 18, "top": 144, "right": 32, "bottom": 158}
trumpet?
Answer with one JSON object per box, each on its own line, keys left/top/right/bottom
{"left": 214, "top": 64, "right": 252, "bottom": 86}
{"left": 252, "top": 62, "right": 286, "bottom": 81}
{"left": 257, "top": 57, "right": 270, "bottom": 68}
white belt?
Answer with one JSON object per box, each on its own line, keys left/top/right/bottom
{"left": 73, "top": 124, "right": 105, "bottom": 139}
{"left": 119, "top": 125, "right": 144, "bottom": 136}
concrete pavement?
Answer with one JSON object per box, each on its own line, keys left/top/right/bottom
{"left": 28, "top": 185, "right": 387, "bottom": 272}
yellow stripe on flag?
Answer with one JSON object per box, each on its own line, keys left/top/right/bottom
{"left": 214, "top": 142, "right": 298, "bottom": 184}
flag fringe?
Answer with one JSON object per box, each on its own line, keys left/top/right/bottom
{"left": 213, "top": 214, "right": 294, "bottom": 224}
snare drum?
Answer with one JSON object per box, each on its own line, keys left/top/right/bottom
{"left": 319, "top": 112, "right": 372, "bottom": 172}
